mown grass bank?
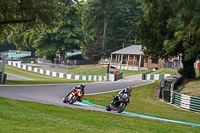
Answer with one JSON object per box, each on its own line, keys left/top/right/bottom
{"left": 151, "top": 68, "right": 178, "bottom": 74}
{"left": 84, "top": 81, "right": 200, "bottom": 124}
{"left": 4, "top": 65, "right": 92, "bottom": 85}
{"left": 0, "top": 97, "right": 199, "bottom": 133}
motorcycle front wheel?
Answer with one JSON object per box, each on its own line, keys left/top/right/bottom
{"left": 106, "top": 104, "right": 111, "bottom": 111}
{"left": 63, "top": 97, "right": 67, "bottom": 103}
{"left": 117, "top": 102, "right": 127, "bottom": 113}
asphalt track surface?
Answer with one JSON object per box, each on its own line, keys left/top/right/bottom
{"left": 0, "top": 75, "right": 200, "bottom": 127}
{"left": 0, "top": 79, "right": 152, "bottom": 106}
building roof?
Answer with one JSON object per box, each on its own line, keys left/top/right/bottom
{"left": 111, "top": 45, "right": 144, "bottom": 55}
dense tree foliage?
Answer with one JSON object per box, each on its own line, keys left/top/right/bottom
{"left": 0, "top": 0, "right": 63, "bottom": 40}
{"left": 137, "top": 0, "right": 200, "bottom": 79}
{"left": 0, "top": 41, "right": 16, "bottom": 52}
{"left": 7, "top": 0, "right": 83, "bottom": 63}
{"left": 33, "top": 0, "right": 83, "bottom": 63}
{"left": 82, "top": 0, "right": 141, "bottom": 59}
{"left": 1, "top": 0, "right": 199, "bottom": 79}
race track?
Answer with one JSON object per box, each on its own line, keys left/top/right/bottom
{"left": 0, "top": 79, "right": 152, "bottom": 107}
{"left": 0, "top": 75, "right": 199, "bottom": 127}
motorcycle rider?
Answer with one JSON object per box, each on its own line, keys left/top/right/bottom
{"left": 113, "top": 87, "right": 132, "bottom": 103}
{"left": 70, "top": 83, "right": 85, "bottom": 102}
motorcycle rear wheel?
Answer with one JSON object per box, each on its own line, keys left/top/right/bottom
{"left": 68, "top": 95, "right": 77, "bottom": 104}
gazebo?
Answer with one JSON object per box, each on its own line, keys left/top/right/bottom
{"left": 110, "top": 45, "right": 162, "bottom": 70}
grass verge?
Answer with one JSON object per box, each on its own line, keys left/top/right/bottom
{"left": 179, "top": 79, "right": 200, "bottom": 97}
{"left": 84, "top": 81, "right": 200, "bottom": 124}
{"left": 151, "top": 68, "right": 178, "bottom": 74}
{"left": 4, "top": 65, "right": 92, "bottom": 85}
{"left": 0, "top": 97, "right": 199, "bottom": 133}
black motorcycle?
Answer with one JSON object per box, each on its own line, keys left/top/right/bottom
{"left": 106, "top": 94, "right": 129, "bottom": 113}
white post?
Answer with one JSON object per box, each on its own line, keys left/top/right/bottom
{"left": 127, "top": 55, "right": 130, "bottom": 70}
{"left": 118, "top": 55, "right": 121, "bottom": 68}
{"left": 118, "top": 55, "right": 120, "bottom": 63}
{"left": 1, "top": 56, "right": 6, "bottom": 84}
{"left": 115, "top": 54, "right": 117, "bottom": 63}
{"left": 121, "top": 54, "right": 123, "bottom": 70}
{"left": 138, "top": 55, "right": 141, "bottom": 70}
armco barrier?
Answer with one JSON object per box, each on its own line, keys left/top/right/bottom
{"left": 143, "top": 74, "right": 172, "bottom": 80}
{"left": 8, "top": 61, "right": 110, "bottom": 81}
{"left": 173, "top": 92, "right": 200, "bottom": 112}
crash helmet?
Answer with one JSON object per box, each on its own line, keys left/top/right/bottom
{"left": 80, "top": 83, "right": 85, "bottom": 89}
{"left": 125, "top": 87, "right": 132, "bottom": 94}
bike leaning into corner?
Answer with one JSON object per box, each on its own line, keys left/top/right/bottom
{"left": 63, "top": 84, "right": 85, "bottom": 104}
{"left": 106, "top": 87, "right": 132, "bottom": 113}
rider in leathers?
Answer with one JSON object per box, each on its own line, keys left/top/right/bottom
{"left": 113, "top": 87, "right": 132, "bottom": 103}
{"left": 71, "top": 84, "right": 85, "bottom": 102}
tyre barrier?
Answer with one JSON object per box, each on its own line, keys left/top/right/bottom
{"left": 159, "top": 74, "right": 200, "bottom": 113}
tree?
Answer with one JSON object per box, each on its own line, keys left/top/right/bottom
{"left": 0, "top": 40, "right": 16, "bottom": 52}
{"left": 83, "top": 0, "right": 117, "bottom": 56}
{"left": 0, "top": 0, "right": 63, "bottom": 40}
{"left": 84, "top": 32, "right": 104, "bottom": 61}
{"left": 8, "top": 0, "right": 84, "bottom": 63}
{"left": 83, "top": 0, "right": 141, "bottom": 58}
{"left": 137, "top": 0, "right": 200, "bottom": 79}
{"left": 35, "top": 0, "right": 83, "bottom": 63}
{"left": 106, "top": 0, "right": 141, "bottom": 50}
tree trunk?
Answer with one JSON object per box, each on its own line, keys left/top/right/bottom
{"left": 102, "top": 16, "right": 108, "bottom": 56}
{"left": 180, "top": 55, "right": 196, "bottom": 79}
{"left": 60, "top": 49, "right": 65, "bottom": 64}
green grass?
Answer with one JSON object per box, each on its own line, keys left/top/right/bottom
{"left": 40, "top": 65, "right": 107, "bottom": 76}
{"left": 4, "top": 65, "right": 92, "bottom": 85}
{"left": 37, "top": 65, "right": 150, "bottom": 77}
{"left": 0, "top": 97, "right": 199, "bottom": 133}
{"left": 151, "top": 68, "right": 178, "bottom": 74}
{"left": 84, "top": 81, "right": 200, "bottom": 124}
{"left": 180, "top": 79, "right": 200, "bottom": 97}
{"left": 196, "top": 70, "right": 200, "bottom": 77}
{"left": 122, "top": 69, "right": 150, "bottom": 77}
